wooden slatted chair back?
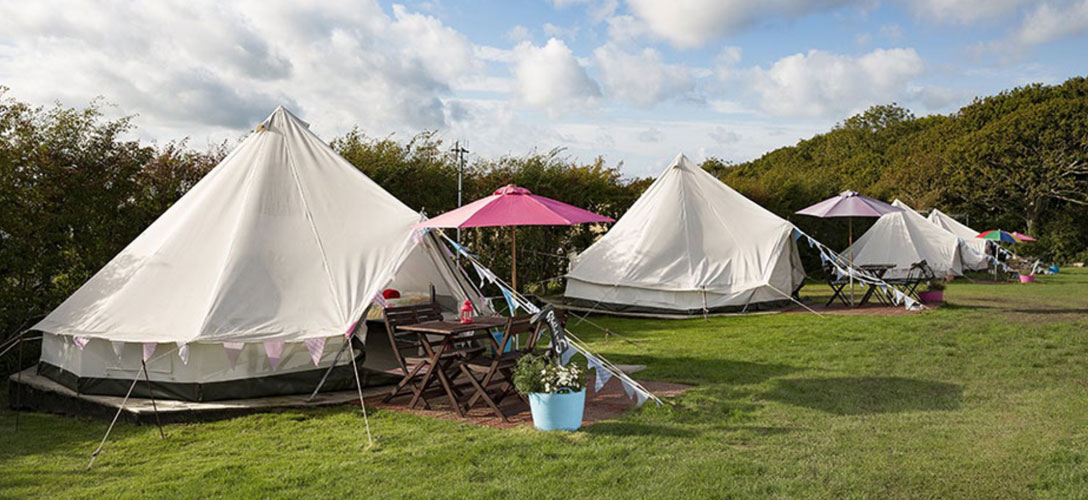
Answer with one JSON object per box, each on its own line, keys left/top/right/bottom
{"left": 382, "top": 303, "right": 444, "bottom": 372}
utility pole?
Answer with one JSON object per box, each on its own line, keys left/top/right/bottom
{"left": 452, "top": 141, "right": 469, "bottom": 246}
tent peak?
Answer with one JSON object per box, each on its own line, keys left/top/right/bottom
{"left": 668, "top": 153, "right": 695, "bottom": 170}
{"left": 258, "top": 106, "right": 310, "bottom": 132}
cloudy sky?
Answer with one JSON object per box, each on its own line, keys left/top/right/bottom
{"left": 1, "top": 0, "right": 1085, "bottom": 177}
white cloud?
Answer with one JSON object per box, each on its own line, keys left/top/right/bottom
{"left": 506, "top": 25, "right": 532, "bottom": 42}
{"left": 626, "top": 0, "right": 863, "bottom": 48}
{"left": 908, "top": 0, "right": 1035, "bottom": 24}
{"left": 0, "top": 0, "right": 483, "bottom": 139}
{"left": 548, "top": 0, "right": 619, "bottom": 21}
{"left": 512, "top": 38, "right": 601, "bottom": 116}
{"left": 1010, "top": 0, "right": 1088, "bottom": 48}
{"left": 745, "top": 48, "right": 926, "bottom": 118}
{"left": 879, "top": 24, "right": 905, "bottom": 41}
{"left": 542, "top": 22, "right": 579, "bottom": 40}
{"left": 709, "top": 127, "right": 742, "bottom": 144}
{"left": 593, "top": 44, "right": 694, "bottom": 106}
{"left": 638, "top": 127, "right": 663, "bottom": 142}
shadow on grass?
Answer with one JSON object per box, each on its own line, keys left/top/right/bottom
{"left": 585, "top": 422, "right": 699, "bottom": 438}
{"left": 599, "top": 354, "right": 799, "bottom": 386}
{"left": 761, "top": 376, "right": 963, "bottom": 415}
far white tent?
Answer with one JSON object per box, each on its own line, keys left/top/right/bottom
{"left": 927, "top": 208, "right": 991, "bottom": 271}
{"left": 843, "top": 199, "right": 964, "bottom": 280}
{"left": 30, "top": 107, "right": 486, "bottom": 401}
{"left": 564, "top": 153, "right": 806, "bottom": 315}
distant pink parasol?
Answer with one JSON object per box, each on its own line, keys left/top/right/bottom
{"left": 795, "top": 190, "right": 901, "bottom": 218}
{"left": 795, "top": 191, "right": 901, "bottom": 306}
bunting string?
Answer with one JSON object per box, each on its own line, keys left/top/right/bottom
{"left": 791, "top": 228, "right": 924, "bottom": 311}
{"left": 434, "top": 230, "right": 664, "bottom": 407}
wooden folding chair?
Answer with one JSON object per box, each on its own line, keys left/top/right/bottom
{"left": 823, "top": 259, "right": 850, "bottom": 306}
{"left": 460, "top": 313, "right": 553, "bottom": 421}
{"left": 381, "top": 303, "right": 444, "bottom": 405}
{"left": 901, "top": 260, "right": 936, "bottom": 299}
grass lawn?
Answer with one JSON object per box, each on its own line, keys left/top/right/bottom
{"left": 3, "top": 271, "right": 1088, "bottom": 499}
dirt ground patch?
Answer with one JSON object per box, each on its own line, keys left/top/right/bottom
{"left": 368, "top": 378, "right": 691, "bottom": 429}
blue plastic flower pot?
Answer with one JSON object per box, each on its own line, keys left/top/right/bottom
{"left": 528, "top": 389, "right": 586, "bottom": 431}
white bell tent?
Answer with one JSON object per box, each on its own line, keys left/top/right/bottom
{"left": 843, "top": 199, "right": 964, "bottom": 280}
{"left": 927, "top": 208, "right": 991, "bottom": 271}
{"left": 31, "top": 107, "right": 485, "bottom": 401}
{"left": 564, "top": 153, "right": 806, "bottom": 315}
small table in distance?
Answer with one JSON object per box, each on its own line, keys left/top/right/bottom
{"left": 857, "top": 264, "right": 895, "bottom": 306}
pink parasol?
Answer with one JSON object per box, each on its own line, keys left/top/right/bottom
{"left": 417, "top": 185, "right": 613, "bottom": 290}
{"left": 1011, "top": 231, "right": 1036, "bottom": 242}
{"left": 796, "top": 191, "right": 901, "bottom": 305}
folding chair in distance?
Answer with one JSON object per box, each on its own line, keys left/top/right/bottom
{"left": 823, "top": 259, "right": 851, "bottom": 306}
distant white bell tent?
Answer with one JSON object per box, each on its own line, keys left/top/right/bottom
{"left": 927, "top": 207, "right": 991, "bottom": 271}
{"left": 564, "top": 153, "right": 806, "bottom": 316}
{"left": 32, "top": 107, "right": 485, "bottom": 401}
{"left": 843, "top": 199, "right": 965, "bottom": 280}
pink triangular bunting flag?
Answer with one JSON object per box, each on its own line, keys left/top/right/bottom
{"left": 142, "top": 343, "right": 156, "bottom": 362}
{"left": 177, "top": 342, "right": 190, "bottom": 365}
{"left": 344, "top": 320, "right": 359, "bottom": 339}
{"left": 224, "top": 342, "right": 244, "bottom": 369}
{"left": 264, "top": 341, "right": 285, "bottom": 371}
{"left": 305, "top": 338, "right": 326, "bottom": 367}
{"left": 73, "top": 336, "right": 89, "bottom": 350}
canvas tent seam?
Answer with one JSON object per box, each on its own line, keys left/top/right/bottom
{"left": 281, "top": 123, "right": 348, "bottom": 326}
{"left": 676, "top": 161, "right": 699, "bottom": 283}
{"left": 194, "top": 130, "right": 268, "bottom": 343}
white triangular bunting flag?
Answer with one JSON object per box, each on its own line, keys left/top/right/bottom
{"left": 177, "top": 342, "right": 190, "bottom": 365}
{"left": 593, "top": 363, "right": 612, "bottom": 392}
{"left": 560, "top": 346, "right": 576, "bottom": 366}
{"left": 636, "top": 390, "right": 648, "bottom": 407}
{"left": 73, "top": 336, "right": 89, "bottom": 350}
{"left": 142, "top": 342, "right": 156, "bottom": 362}
{"left": 264, "top": 341, "right": 285, "bottom": 371}
{"left": 472, "top": 262, "right": 490, "bottom": 287}
{"left": 224, "top": 342, "right": 244, "bottom": 369}
{"left": 305, "top": 338, "right": 326, "bottom": 367}
{"left": 621, "top": 379, "right": 636, "bottom": 399}
{"left": 111, "top": 341, "right": 125, "bottom": 360}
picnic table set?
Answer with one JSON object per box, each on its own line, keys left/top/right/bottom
{"left": 379, "top": 302, "right": 544, "bottom": 422}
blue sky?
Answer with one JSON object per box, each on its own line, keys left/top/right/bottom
{"left": 1, "top": 0, "right": 1085, "bottom": 177}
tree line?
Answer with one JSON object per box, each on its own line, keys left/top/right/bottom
{"left": 2, "top": 77, "right": 1086, "bottom": 373}
{"left": 712, "top": 77, "right": 1088, "bottom": 265}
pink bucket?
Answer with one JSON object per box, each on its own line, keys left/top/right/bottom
{"left": 918, "top": 290, "right": 943, "bottom": 304}
{"left": 1019, "top": 274, "right": 1036, "bottom": 283}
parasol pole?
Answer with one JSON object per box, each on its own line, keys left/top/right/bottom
{"left": 849, "top": 217, "right": 854, "bottom": 305}
{"left": 511, "top": 226, "right": 517, "bottom": 292}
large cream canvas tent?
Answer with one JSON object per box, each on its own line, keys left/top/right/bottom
{"left": 31, "top": 107, "right": 485, "bottom": 401}
{"left": 843, "top": 199, "right": 964, "bottom": 280}
{"left": 564, "top": 154, "right": 806, "bottom": 315}
{"left": 927, "top": 208, "right": 991, "bottom": 271}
